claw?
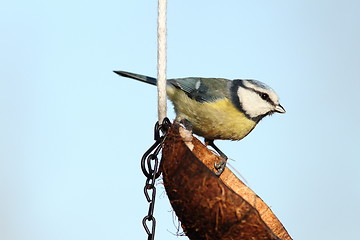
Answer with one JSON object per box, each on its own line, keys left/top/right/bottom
{"left": 179, "top": 119, "right": 193, "bottom": 131}
{"left": 205, "top": 139, "right": 228, "bottom": 176}
{"left": 214, "top": 158, "right": 227, "bottom": 176}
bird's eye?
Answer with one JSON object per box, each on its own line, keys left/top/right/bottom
{"left": 260, "top": 93, "right": 269, "bottom": 100}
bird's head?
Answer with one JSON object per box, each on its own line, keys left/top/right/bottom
{"left": 231, "top": 79, "right": 285, "bottom": 122}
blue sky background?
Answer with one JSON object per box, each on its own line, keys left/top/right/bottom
{"left": 1, "top": 0, "right": 360, "bottom": 239}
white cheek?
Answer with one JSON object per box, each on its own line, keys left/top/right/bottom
{"left": 237, "top": 88, "right": 273, "bottom": 118}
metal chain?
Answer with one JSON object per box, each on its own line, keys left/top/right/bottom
{"left": 141, "top": 118, "right": 170, "bottom": 240}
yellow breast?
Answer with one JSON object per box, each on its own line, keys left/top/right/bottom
{"left": 167, "top": 88, "right": 257, "bottom": 140}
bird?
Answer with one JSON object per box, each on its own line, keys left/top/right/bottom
{"left": 114, "top": 70, "right": 285, "bottom": 175}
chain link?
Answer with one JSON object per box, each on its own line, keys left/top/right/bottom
{"left": 141, "top": 118, "right": 170, "bottom": 240}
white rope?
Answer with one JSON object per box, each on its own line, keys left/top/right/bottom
{"left": 157, "top": 0, "right": 167, "bottom": 124}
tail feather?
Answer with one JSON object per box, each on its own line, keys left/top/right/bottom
{"left": 113, "top": 71, "right": 157, "bottom": 86}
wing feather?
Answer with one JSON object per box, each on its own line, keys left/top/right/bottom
{"left": 168, "top": 78, "right": 230, "bottom": 103}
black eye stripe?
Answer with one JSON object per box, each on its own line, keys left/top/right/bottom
{"left": 256, "top": 91, "right": 275, "bottom": 105}
{"left": 231, "top": 80, "right": 275, "bottom": 105}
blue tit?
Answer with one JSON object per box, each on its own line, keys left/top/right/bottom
{"left": 114, "top": 70, "right": 285, "bottom": 175}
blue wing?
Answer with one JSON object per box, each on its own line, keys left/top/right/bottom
{"left": 114, "top": 71, "right": 231, "bottom": 103}
{"left": 168, "top": 77, "right": 230, "bottom": 103}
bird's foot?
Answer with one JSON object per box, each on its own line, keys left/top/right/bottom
{"left": 178, "top": 118, "right": 193, "bottom": 131}
{"left": 205, "top": 139, "right": 228, "bottom": 176}
{"left": 214, "top": 158, "right": 227, "bottom": 176}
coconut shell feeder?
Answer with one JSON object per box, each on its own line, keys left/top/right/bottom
{"left": 161, "top": 122, "right": 293, "bottom": 240}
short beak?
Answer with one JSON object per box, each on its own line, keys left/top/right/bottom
{"left": 274, "top": 104, "right": 286, "bottom": 113}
